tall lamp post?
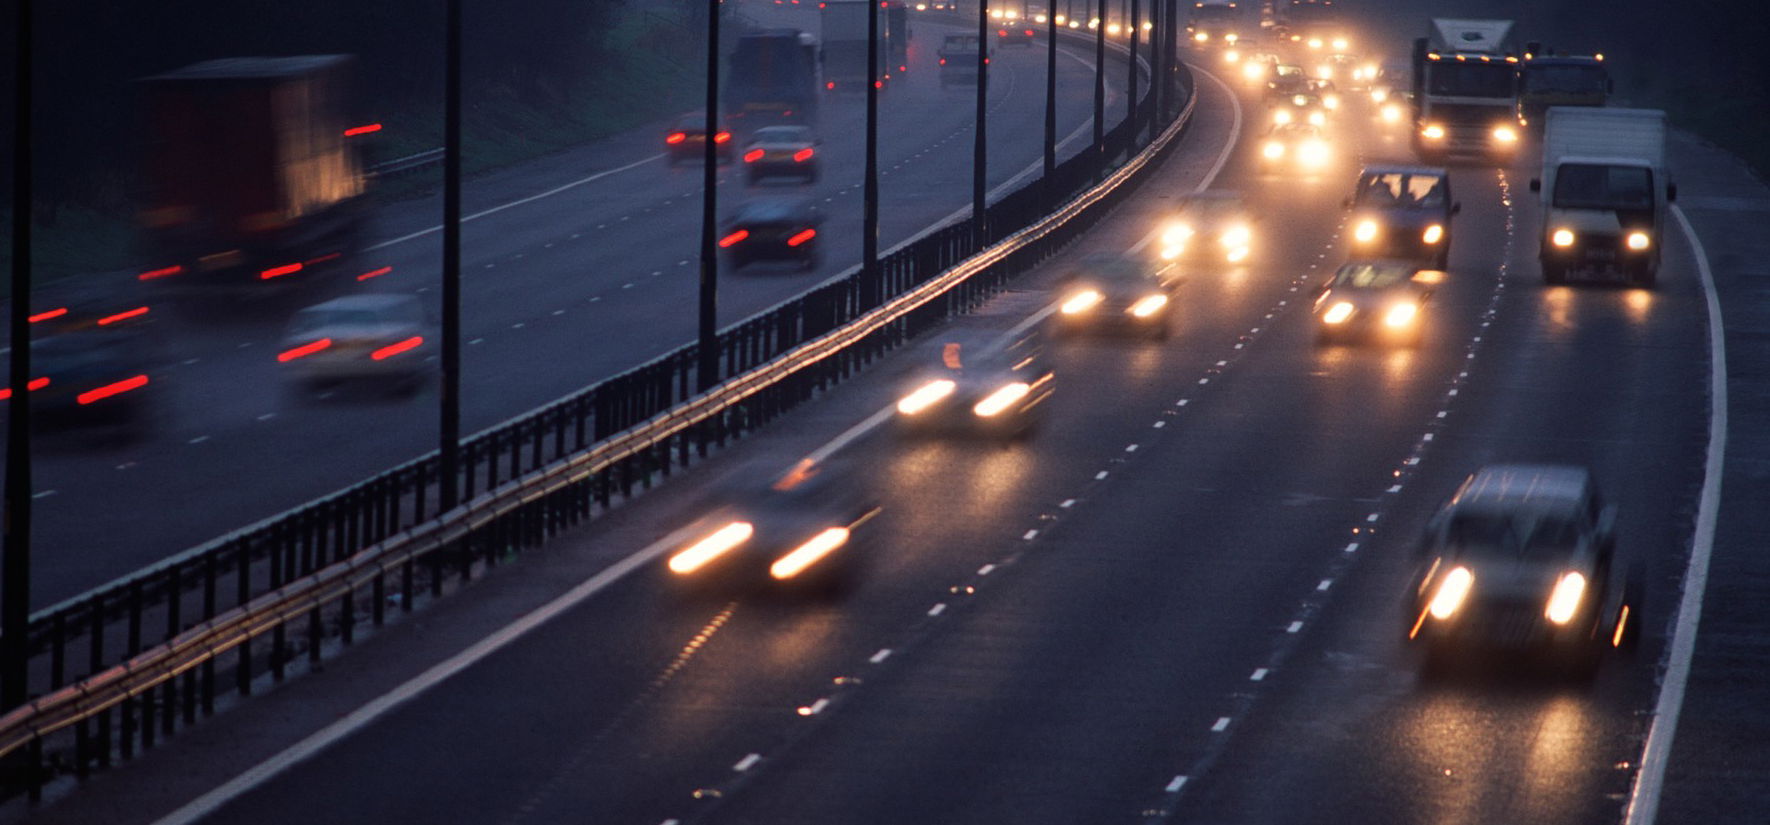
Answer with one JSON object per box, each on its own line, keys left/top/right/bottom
{"left": 439, "top": 0, "right": 463, "bottom": 512}
{"left": 863, "top": 1, "right": 881, "bottom": 308}
{"left": 697, "top": 0, "right": 722, "bottom": 391}
{"left": 973, "top": 0, "right": 990, "bottom": 248}
{"left": 1044, "top": 0, "right": 1058, "bottom": 181}
{"left": 3, "top": 0, "right": 35, "bottom": 714}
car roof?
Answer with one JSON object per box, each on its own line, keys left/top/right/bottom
{"left": 1451, "top": 464, "right": 1593, "bottom": 511}
{"left": 299, "top": 294, "right": 420, "bottom": 313}
{"left": 732, "top": 196, "right": 816, "bottom": 222}
{"left": 1360, "top": 164, "right": 1448, "bottom": 178}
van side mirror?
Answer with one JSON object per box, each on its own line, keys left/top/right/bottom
{"left": 1528, "top": 177, "right": 1541, "bottom": 193}
{"left": 1666, "top": 182, "right": 1678, "bottom": 202}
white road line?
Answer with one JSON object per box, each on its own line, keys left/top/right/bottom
{"left": 1286, "top": 621, "right": 1303, "bottom": 633}
{"left": 1211, "top": 717, "right": 1231, "bottom": 732}
{"left": 870, "top": 648, "right": 892, "bottom": 664}
{"left": 188, "top": 436, "right": 210, "bottom": 445}
{"left": 978, "top": 564, "right": 996, "bottom": 576}
{"left": 366, "top": 152, "right": 666, "bottom": 252}
{"left": 1153, "top": 421, "right": 1166, "bottom": 428}
{"left": 1124, "top": 444, "right": 1138, "bottom": 453}
{"left": 1166, "top": 775, "right": 1188, "bottom": 793}
{"left": 1250, "top": 668, "right": 1268, "bottom": 681}
{"left": 733, "top": 753, "right": 761, "bottom": 772}
{"left": 1059, "top": 499, "right": 1076, "bottom": 509}
{"left": 800, "top": 698, "right": 830, "bottom": 716}
{"left": 1022, "top": 529, "right": 1039, "bottom": 540}
{"left": 1176, "top": 399, "right": 1189, "bottom": 406}
{"left": 1344, "top": 542, "right": 1360, "bottom": 553}
{"left": 30, "top": 490, "right": 55, "bottom": 500}
{"left": 1625, "top": 205, "right": 1729, "bottom": 825}
{"left": 1094, "top": 471, "right": 1109, "bottom": 480}
{"left": 927, "top": 603, "right": 947, "bottom": 617}
{"left": 1317, "top": 579, "right": 1332, "bottom": 591}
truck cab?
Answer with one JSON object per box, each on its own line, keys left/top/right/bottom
{"left": 1530, "top": 107, "right": 1673, "bottom": 288}
{"left": 1411, "top": 19, "right": 1523, "bottom": 164}
{"left": 1516, "top": 53, "right": 1610, "bottom": 129}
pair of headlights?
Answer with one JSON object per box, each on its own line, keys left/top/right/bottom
{"left": 1321, "top": 300, "right": 1417, "bottom": 328}
{"left": 1551, "top": 228, "right": 1652, "bottom": 251}
{"left": 896, "top": 378, "right": 1033, "bottom": 418}
{"left": 1352, "top": 220, "right": 1444, "bottom": 245}
{"left": 1428, "top": 566, "right": 1587, "bottom": 626}
{"left": 668, "top": 521, "right": 852, "bottom": 581}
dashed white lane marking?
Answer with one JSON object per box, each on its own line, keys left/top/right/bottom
{"left": 1197, "top": 378, "right": 1209, "bottom": 385}
{"left": 1287, "top": 621, "right": 1304, "bottom": 633}
{"left": 622, "top": 283, "right": 635, "bottom": 289}
{"left": 31, "top": 490, "right": 55, "bottom": 500}
{"left": 1022, "top": 529, "right": 1039, "bottom": 540}
{"left": 1387, "top": 484, "right": 1403, "bottom": 493}
{"left": 182, "top": 358, "right": 200, "bottom": 366}
{"left": 512, "top": 323, "right": 525, "bottom": 329}
{"left": 978, "top": 564, "right": 996, "bottom": 576}
{"left": 469, "top": 338, "right": 485, "bottom": 345}
{"left": 661, "top": 819, "right": 680, "bottom": 825}
{"left": 1060, "top": 499, "right": 1076, "bottom": 509}
{"left": 1166, "top": 775, "right": 1189, "bottom": 793}
{"left": 1447, "top": 388, "right": 1459, "bottom": 396}
{"left": 1094, "top": 471, "right": 1109, "bottom": 480}
{"left": 1317, "top": 579, "right": 1332, "bottom": 591}
{"left": 1435, "top": 410, "right": 1448, "bottom": 418}
{"left": 188, "top": 436, "right": 210, "bottom": 445}
{"left": 1176, "top": 399, "right": 1189, "bottom": 406}
{"left": 552, "top": 309, "right": 566, "bottom": 316}
{"left": 1250, "top": 668, "right": 1268, "bottom": 681}
{"left": 237, "top": 342, "right": 252, "bottom": 349}
{"left": 1215, "top": 360, "right": 1228, "bottom": 367}
{"left": 1212, "top": 717, "right": 1231, "bottom": 732}
{"left": 1365, "top": 513, "right": 1380, "bottom": 523}
{"left": 1344, "top": 542, "right": 1359, "bottom": 553}
{"left": 1124, "top": 444, "right": 1139, "bottom": 453}
{"left": 1422, "top": 433, "right": 1435, "bottom": 442}
{"left": 256, "top": 413, "right": 276, "bottom": 422}
{"left": 733, "top": 753, "right": 761, "bottom": 772}
{"left": 869, "top": 648, "right": 892, "bottom": 664}
{"left": 927, "top": 603, "right": 947, "bottom": 617}
{"left": 1153, "top": 421, "right": 1166, "bottom": 428}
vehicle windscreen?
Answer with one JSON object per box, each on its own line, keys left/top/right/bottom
{"left": 1448, "top": 510, "right": 1582, "bottom": 561}
{"left": 1191, "top": 6, "right": 1237, "bottom": 25}
{"left": 1552, "top": 164, "right": 1653, "bottom": 210}
{"left": 1179, "top": 197, "right": 1244, "bottom": 220}
{"left": 1332, "top": 263, "right": 1413, "bottom": 289}
{"left": 729, "top": 36, "right": 813, "bottom": 97}
{"left": 735, "top": 200, "right": 812, "bottom": 224}
{"left": 1083, "top": 257, "right": 1155, "bottom": 286}
{"left": 752, "top": 127, "right": 810, "bottom": 143}
{"left": 1523, "top": 64, "right": 1608, "bottom": 95}
{"left": 1425, "top": 62, "right": 1515, "bottom": 98}
{"left": 292, "top": 308, "right": 407, "bottom": 332}
{"left": 1357, "top": 172, "right": 1446, "bottom": 207}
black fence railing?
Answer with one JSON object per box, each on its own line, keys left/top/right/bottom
{"left": 0, "top": 51, "right": 1195, "bottom": 797}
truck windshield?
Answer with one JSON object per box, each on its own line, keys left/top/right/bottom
{"left": 1425, "top": 62, "right": 1514, "bottom": 98}
{"left": 1523, "top": 65, "right": 1607, "bottom": 95}
{"left": 1553, "top": 164, "right": 1653, "bottom": 210}
{"left": 1192, "top": 6, "right": 1236, "bottom": 25}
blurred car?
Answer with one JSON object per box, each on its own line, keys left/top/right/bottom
{"left": 1269, "top": 91, "right": 1329, "bottom": 127}
{"left": 742, "top": 125, "right": 821, "bottom": 184}
{"left": 939, "top": 33, "right": 987, "bottom": 87}
{"left": 1406, "top": 465, "right": 1639, "bottom": 673}
{"left": 665, "top": 112, "right": 734, "bottom": 165}
{"left": 1258, "top": 123, "right": 1331, "bottom": 171}
{"left": 996, "top": 24, "right": 1036, "bottom": 46}
{"left": 1312, "top": 52, "right": 1358, "bottom": 83}
{"left": 1051, "top": 252, "right": 1175, "bottom": 340}
{"left": 1159, "top": 191, "right": 1256, "bottom": 265}
{"left": 894, "top": 328, "right": 1054, "bottom": 439}
{"left": 1345, "top": 165, "right": 1459, "bottom": 268}
{"left": 721, "top": 196, "right": 823, "bottom": 271}
{"left": 22, "top": 308, "right": 158, "bottom": 439}
{"left": 665, "top": 458, "right": 880, "bottom": 595}
{"left": 278, "top": 293, "right": 430, "bottom": 394}
{"left": 1311, "top": 260, "right": 1439, "bottom": 345}
{"left": 1264, "top": 64, "right": 1311, "bottom": 100}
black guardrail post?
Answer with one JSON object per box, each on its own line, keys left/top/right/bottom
{"left": 440, "top": 0, "right": 464, "bottom": 513}
{"left": 1092, "top": 0, "right": 1105, "bottom": 152}
{"left": 973, "top": 0, "right": 989, "bottom": 249}
{"left": 1044, "top": 0, "right": 1057, "bottom": 186}
{"left": 3, "top": 0, "right": 35, "bottom": 731}
{"left": 863, "top": 0, "right": 881, "bottom": 310}
{"left": 698, "top": 0, "right": 722, "bottom": 393}
{"left": 1126, "top": 0, "right": 1139, "bottom": 130}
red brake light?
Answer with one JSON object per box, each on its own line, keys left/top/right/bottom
{"left": 720, "top": 229, "right": 750, "bottom": 248}
{"left": 305, "top": 252, "right": 342, "bottom": 266}
{"left": 744, "top": 148, "right": 765, "bottom": 163}
{"left": 77, "top": 375, "right": 149, "bottom": 405}
{"left": 357, "top": 266, "right": 393, "bottom": 281}
{"left": 827, "top": 81, "right": 837, "bottom": 89}
{"left": 1025, "top": 29, "right": 1034, "bottom": 36}
{"left": 939, "top": 58, "right": 946, "bottom": 65}
{"left": 343, "top": 123, "right": 383, "bottom": 137}
{"left": 874, "top": 80, "right": 883, "bottom": 88}
{"left": 793, "top": 147, "right": 814, "bottom": 162}
{"left": 0, "top": 377, "right": 50, "bottom": 401}
{"left": 714, "top": 131, "right": 732, "bottom": 143}
{"left": 96, "top": 306, "right": 149, "bottom": 326}
{"left": 787, "top": 228, "right": 817, "bottom": 247}
{"left": 27, "top": 308, "right": 68, "bottom": 324}
{"left": 260, "top": 263, "right": 303, "bottom": 280}
{"left": 371, "top": 336, "right": 424, "bottom": 361}
{"left": 278, "top": 338, "right": 332, "bottom": 362}
{"left": 137, "top": 265, "right": 183, "bottom": 281}
{"left": 1000, "top": 29, "right": 1008, "bottom": 35}
{"left": 666, "top": 132, "right": 687, "bottom": 144}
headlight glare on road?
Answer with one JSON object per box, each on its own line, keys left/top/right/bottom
{"left": 1353, "top": 220, "right": 1379, "bottom": 243}
{"left": 668, "top": 521, "right": 754, "bottom": 575}
{"left": 1383, "top": 302, "right": 1419, "bottom": 328}
{"left": 897, "top": 379, "right": 957, "bottom": 415}
{"left": 1332, "top": 37, "right": 1349, "bottom": 50}
{"left": 1421, "top": 123, "right": 1446, "bottom": 140}
{"left": 1626, "top": 231, "right": 1651, "bottom": 251}
{"left": 1422, "top": 224, "right": 1444, "bottom": 244}
{"left": 1163, "top": 222, "right": 1195, "bottom": 248}
{"left": 1545, "top": 571, "right": 1587, "bottom": 625}
{"left": 770, "top": 527, "right": 850, "bottom": 580}
{"left": 1061, "top": 289, "right": 1105, "bottom": 315}
{"left": 1552, "top": 228, "right": 1576, "bottom": 248}
{"left": 1262, "top": 140, "right": 1285, "bottom": 159}
{"left": 1322, "top": 301, "right": 1355, "bottom": 325}
{"left": 1129, "top": 294, "right": 1169, "bottom": 318}
{"left": 973, "top": 382, "right": 1032, "bottom": 417}
{"left": 1323, "top": 94, "right": 1340, "bottom": 110}
{"left": 1428, "top": 566, "right": 1474, "bottom": 620}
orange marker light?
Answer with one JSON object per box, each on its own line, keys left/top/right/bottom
{"left": 713, "top": 131, "right": 732, "bottom": 144}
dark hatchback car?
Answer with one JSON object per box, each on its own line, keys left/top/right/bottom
{"left": 1311, "top": 260, "right": 1439, "bottom": 345}
{"left": 996, "top": 24, "right": 1036, "bottom": 47}
{"left": 1405, "top": 465, "right": 1640, "bottom": 676}
{"left": 894, "top": 328, "right": 1055, "bottom": 439}
{"left": 742, "top": 125, "right": 821, "bottom": 184}
{"left": 721, "top": 196, "right": 824, "bottom": 271}
{"left": 1051, "top": 252, "right": 1176, "bottom": 340}
{"left": 20, "top": 309, "right": 159, "bottom": 441}
{"left": 665, "top": 112, "right": 734, "bottom": 165}
{"left": 1345, "top": 165, "right": 1460, "bottom": 268}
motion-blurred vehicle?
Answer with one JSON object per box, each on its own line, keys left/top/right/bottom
{"left": 665, "top": 112, "right": 735, "bottom": 165}
{"left": 1516, "top": 53, "right": 1610, "bottom": 129}
{"left": 743, "top": 126, "right": 822, "bottom": 184}
{"left": 894, "top": 329, "right": 1054, "bottom": 439}
{"left": 1311, "top": 260, "right": 1439, "bottom": 345}
{"left": 1276, "top": 0, "right": 1348, "bottom": 51}
{"left": 278, "top": 293, "right": 430, "bottom": 395}
{"left": 1258, "top": 122, "right": 1332, "bottom": 170}
{"left": 1412, "top": 19, "right": 1522, "bottom": 163}
{"left": 1159, "top": 191, "right": 1256, "bottom": 265}
{"left": 135, "top": 56, "right": 369, "bottom": 297}
{"left": 822, "top": 0, "right": 892, "bottom": 91}
{"left": 1051, "top": 253, "right": 1175, "bottom": 340}
{"left": 1345, "top": 165, "right": 1458, "bottom": 267}
{"left": 665, "top": 459, "right": 879, "bottom": 595}
{"left": 997, "top": 24, "right": 1036, "bottom": 46}
{"left": 1269, "top": 92, "right": 1329, "bottom": 126}
{"left": 726, "top": 30, "right": 821, "bottom": 128}
{"left": 1187, "top": 1, "right": 1244, "bottom": 45}
{"left": 1531, "top": 108, "right": 1671, "bottom": 288}
{"left": 1265, "top": 63, "right": 1311, "bottom": 100}
{"left": 1405, "top": 464, "right": 1640, "bottom": 674}
{"left": 721, "top": 196, "right": 824, "bottom": 271}
{"left": 16, "top": 305, "right": 159, "bottom": 440}
{"left": 1239, "top": 50, "right": 1280, "bottom": 83}
{"left": 938, "top": 33, "right": 986, "bottom": 86}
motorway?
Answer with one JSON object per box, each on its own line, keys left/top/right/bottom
{"left": 21, "top": 14, "right": 1719, "bottom": 824}
{"left": 21, "top": 3, "right": 1137, "bottom": 606}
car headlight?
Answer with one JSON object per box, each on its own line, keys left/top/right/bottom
{"left": 1428, "top": 566, "right": 1474, "bottom": 619}
{"left": 668, "top": 521, "right": 754, "bottom": 575}
{"left": 1545, "top": 571, "right": 1587, "bottom": 625}
{"left": 1300, "top": 139, "right": 1329, "bottom": 165}
{"left": 1492, "top": 125, "right": 1518, "bottom": 143}
{"left": 1353, "top": 220, "right": 1379, "bottom": 243}
{"left": 1243, "top": 61, "right": 1266, "bottom": 80}
{"left": 1371, "top": 88, "right": 1389, "bottom": 102}
{"left": 973, "top": 382, "right": 1032, "bottom": 417}
{"left": 1273, "top": 109, "right": 1294, "bottom": 125}
{"left": 1307, "top": 111, "right": 1326, "bottom": 126}
{"left": 1307, "top": 37, "right": 1323, "bottom": 49}
{"left": 1380, "top": 103, "right": 1402, "bottom": 122}
{"left": 1221, "top": 226, "right": 1251, "bottom": 247}
{"left": 1322, "top": 301, "right": 1355, "bottom": 324}
{"left": 1129, "top": 294, "right": 1169, "bottom": 318}
{"left": 1383, "top": 302, "right": 1419, "bottom": 327}
{"left": 770, "top": 526, "right": 850, "bottom": 580}
{"left": 1323, "top": 94, "right": 1340, "bottom": 110}
{"left": 1061, "top": 289, "right": 1104, "bottom": 314}
{"left": 1262, "top": 140, "right": 1285, "bottom": 159}
{"left": 1626, "top": 231, "right": 1651, "bottom": 251}
{"left": 1317, "top": 65, "right": 1333, "bottom": 80}
{"left": 1332, "top": 37, "right": 1349, "bottom": 50}
{"left": 1225, "top": 33, "right": 1238, "bottom": 43}
{"left": 1195, "top": 32, "right": 1209, "bottom": 42}
{"left": 896, "top": 378, "right": 957, "bottom": 415}
{"left": 1422, "top": 224, "right": 1444, "bottom": 244}
{"left": 1224, "top": 49, "right": 1241, "bottom": 63}
{"left": 1552, "top": 228, "right": 1576, "bottom": 248}
{"left": 1421, "top": 124, "right": 1445, "bottom": 140}
{"left": 1163, "top": 223, "right": 1195, "bottom": 247}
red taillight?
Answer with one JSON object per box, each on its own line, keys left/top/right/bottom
{"left": 1025, "top": 29, "right": 1034, "bottom": 36}
{"left": 96, "top": 306, "right": 149, "bottom": 326}
{"left": 371, "top": 336, "right": 424, "bottom": 361}
{"left": 714, "top": 131, "right": 732, "bottom": 144}
{"left": 874, "top": 80, "right": 883, "bottom": 88}
{"left": 305, "top": 252, "right": 342, "bottom": 266}
{"left": 666, "top": 132, "right": 687, "bottom": 144}
{"left": 744, "top": 148, "right": 765, "bottom": 163}
{"left": 278, "top": 338, "right": 332, "bottom": 362}
{"left": 27, "top": 308, "right": 67, "bottom": 324}
{"left": 77, "top": 375, "right": 148, "bottom": 405}
{"left": 900, "top": 65, "right": 908, "bottom": 72}
{"left": 357, "top": 266, "right": 393, "bottom": 281}
{"left": 0, "top": 377, "right": 50, "bottom": 401}
{"left": 999, "top": 29, "right": 1008, "bottom": 36}
{"left": 720, "top": 229, "right": 750, "bottom": 248}
{"left": 787, "top": 228, "right": 817, "bottom": 247}
{"left": 343, "top": 123, "right": 383, "bottom": 137}
{"left": 827, "top": 81, "right": 837, "bottom": 89}
{"left": 260, "top": 263, "right": 303, "bottom": 280}
{"left": 939, "top": 57, "right": 946, "bottom": 65}
{"left": 137, "top": 265, "right": 183, "bottom": 281}
{"left": 793, "top": 147, "right": 814, "bottom": 162}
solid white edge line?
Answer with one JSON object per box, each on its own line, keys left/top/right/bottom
{"left": 145, "top": 520, "right": 707, "bottom": 825}
{"left": 1623, "top": 203, "right": 1728, "bottom": 825}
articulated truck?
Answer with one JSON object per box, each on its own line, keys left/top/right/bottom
{"left": 1530, "top": 107, "right": 1673, "bottom": 288}
{"left": 1411, "top": 19, "right": 1521, "bottom": 163}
